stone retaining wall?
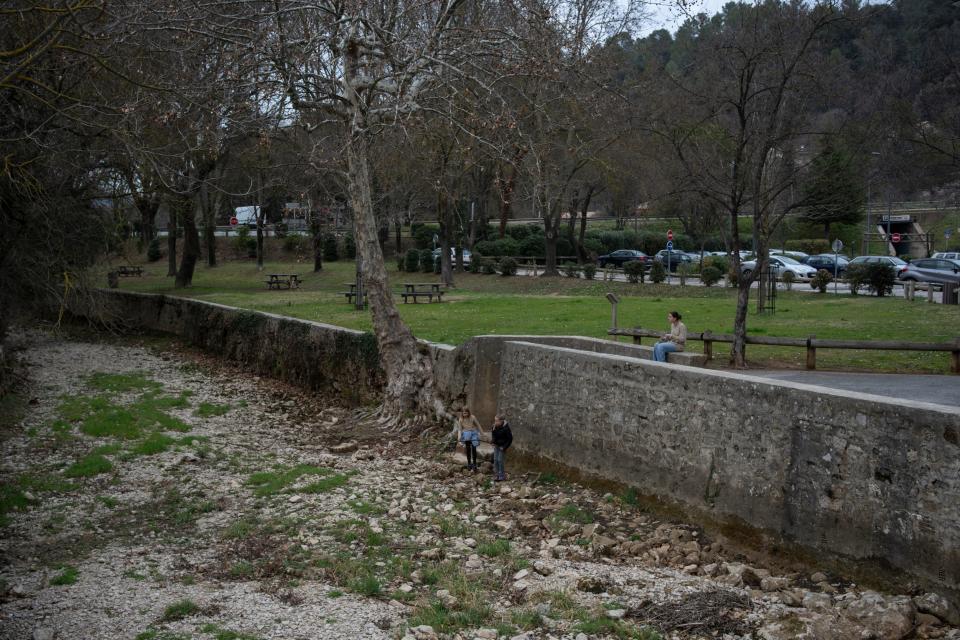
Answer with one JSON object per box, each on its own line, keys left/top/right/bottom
{"left": 496, "top": 341, "right": 960, "bottom": 597}
{"left": 81, "top": 291, "right": 960, "bottom": 598}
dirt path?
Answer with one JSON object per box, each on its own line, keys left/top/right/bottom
{"left": 1, "top": 331, "right": 956, "bottom": 640}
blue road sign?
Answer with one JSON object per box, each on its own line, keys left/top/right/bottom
{"left": 666, "top": 240, "right": 674, "bottom": 250}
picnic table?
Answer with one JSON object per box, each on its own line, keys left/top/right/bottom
{"left": 264, "top": 274, "right": 300, "bottom": 290}
{"left": 117, "top": 265, "right": 143, "bottom": 277}
{"left": 341, "top": 282, "right": 368, "bottom": 305}
{"left": 401, "top": 282, "right": 445, "bottom": 303}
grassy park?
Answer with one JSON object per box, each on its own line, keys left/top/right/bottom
{"left": 112, "top": 258, "right": 959, "bottom": 374}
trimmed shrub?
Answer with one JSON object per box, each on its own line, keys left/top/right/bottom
{"left": 146, "top": 238, "right": 162, "bottom": 262}
{"left": 562, "top": 261, "right": 580, "bottom": 278}
{"left": 343, "top": 233, "right": 356, "bottom": 259}
{"left": 232, "top": 225, "right": 257, "bottom": 257}
{"left": 404, "top": 249, "right": 420, "bottom": 272}
{"left": 283, "top": 235, "right": 304, "bottom": 253}
{"left": 419, "top": 249, "right": 434, "bottom": 273}
{"left": 582, "top": 263, "right": 597, "bottom": 280}
{"left": 474, "top": 237, "right": 520, "bottom": 257}
{"left": 677, "top": 263, "right": 691, "bottom": 285}
{"left": 781, "top": 270, "right": 796, "bottom": 290}
{"left": 518, "top": 236, "right": 545, "bottom": 257}
{"left": 623, "top": 260, "right": 645, "bottom": 284}
{"left": 700, "top": 265, "right": 722, "bottom": 287}
{"left": 506, "top": 224, "right": 538, "bottom": 240}
{"left": 498, "top": 257, "right": 518, "bottom": 276}
{"left": 727, "top": 268, "right": 739, "bottom": 287}
{"left": 323, "top": 233, "right": 339, "bottom": 261}
{"left": 411, "top": 223, "right": 439, "bottom": 249}
{"left": 785, "top": 238, "right": 830, "bottom": 255}
{"left": 863, "top": 262, "right": 895, "bottom": 296}
{"left": 650, "top": 261, "right": 667, "bottom": 283}
{"left": 703, "top": 255, "right": 728, "bottom": 273}
{"left": 810, "top": 268, "right": 832, "bottom": 293}
{"left": 844, "top": 263, "right": 867, "bottom": 295}
{"left": 481, "top": 258, "right": 497, "bottom": 275}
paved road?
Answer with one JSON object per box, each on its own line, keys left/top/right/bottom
{"left": 747, "top": 370, "right": 960, "bottom": 407}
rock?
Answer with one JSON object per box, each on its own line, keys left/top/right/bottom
{"left": 582, "top": 523, "right": 599, "bottom": 537}
{"left": 330, "top": 441, "right": 358, "bottom": 454}
{"left": 513, "top": 569, "right": 530, "bottom": 581}
{"left": 916, "top": 592, "right": 960, "bottom": 626}
{"left": 533, "top": 561, "right": 553, "bottom": 576}
{"left": 810, "top": 571, "right": 828, "bottom": 583}
{"left": 419, "top": 548, "right": 443, "bottom": 560}
{"left": 509, "top": 634, "right": 530, "bottom": 640}
{"left": 802, "top": 591, "right": 833, "bottom": 611}
{"left": 436, "top": 589, "right": 457, "bottom": 607}
{"left": 779, "top": 589, "right": 805, "bottom": 607}
{"left": 474, "top": 515, "right": 489, "bottom": 523}
{"left": 494, "top": 520, "right": 514, "bottom": 532}
{"left": 411, "top": 625, "right": 438, "bottom": 639}
{"left": 399, "top": 583, "right": 414, "bottom": 593}
{"left": 592, "top": 535, "right": 617, "bottom": 554}
{"left": 288, "top": 495, "right": 302, "bottom": 503}
{"left": 844, "top": 591, "right": 916, "bottom": 640}
{"left": 761, "top": 576, "right": 791, "bottom": 592}
{"left": 917, "top": 612, "right": 943, "bottom": 627}
{"left": 32, "top": 629, "right": 55, "bottom": 640}
{"left": 513, "top": 579, "right": 530, "bottom": 592}
{"left": 474, "top": 629, "right": 498, "bottom": 639}
{"left": 576, "top": 576, "right": 607, "bottom": 593}
{"left": 741, "top": 567, "right": 763, "bottom": 588}
{"left": 606, "top": 609, "right": 627, "bottom": 619}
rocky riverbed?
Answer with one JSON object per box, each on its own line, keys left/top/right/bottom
{"left": 0, "top": 330, "right": 957, "bottom": 640}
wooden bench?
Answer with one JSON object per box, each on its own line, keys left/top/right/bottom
{"left": 628, "top": 345, "right": 708, "bottom": 367}
{"left": 343, "top": 291, "right": 368, "bottom": 306}
{"left": 117, "top": 265, "right": 143, "bottom": 277}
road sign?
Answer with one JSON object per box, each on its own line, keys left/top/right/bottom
{"left": 891, "top": 232, "right": 902, "bottom": 243}
{"left": 229, "top": 216, "right": 238, "bottom": 226}
{"left": 831, "top": 239, "right": 843, "bottom": 253}
{"left": 666, "top": 240, "right": 674, "bottom": 251}
{"left": 667, "top": 229, "right": 674, "bottom": 241}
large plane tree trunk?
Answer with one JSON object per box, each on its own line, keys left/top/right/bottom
{"left": 175, "top": 196, "right": 201, "bottom": 288}
{"left": 345, "top": 126, "right": 438, "bottom": 422}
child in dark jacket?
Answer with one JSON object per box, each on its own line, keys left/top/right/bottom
{"left": 490, "top": 414, "right": 513, "bottom": 481}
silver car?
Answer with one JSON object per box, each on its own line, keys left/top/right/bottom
{"left": 740, "top": 255, "right": 817, "bottom": 280}
{"left": 899, "top": 258, "right": 960, "bottom": 284}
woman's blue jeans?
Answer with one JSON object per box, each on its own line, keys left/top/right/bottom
{"left": 653, "top": 341, "right": 679, "bottom": 362}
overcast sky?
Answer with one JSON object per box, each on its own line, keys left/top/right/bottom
{"left": 638, "top": 0, "right": 731, "bottom": 36}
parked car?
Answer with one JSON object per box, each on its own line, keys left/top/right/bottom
{"left": 597, "top": 249, "right": 648, "bottom": 268}
{"left": 847, "top": 255, "right": 908, "bottom": 279}
{"left": 653, "top": 250, "right": 694, "bottom": 272}
{"left": 432, "top": 248, "right": 472, "bottom": 265}
{"left": 899, "top": 258, "right": 960, "bottom": 284}
{"left": 739, "top": 255, "right": 818, "bottom": 280}
{"left": 932, "top": 251, "right": 960, "bottom": 261}
{"left": 802, "top": 254, "right": 850, "bottom": 277}
{"left": 771, "top": 249, "right": 809, "bottom": 261}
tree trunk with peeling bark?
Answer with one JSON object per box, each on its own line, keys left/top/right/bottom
{"left": 345, "top": 127, "right": 438, "bottom": 420}
{"left": 175, "top": 196, "right": 200, "bottom": 287}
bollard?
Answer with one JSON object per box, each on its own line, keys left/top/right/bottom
{"left": 806, "top": 334, "right": 816, "bottom": 370}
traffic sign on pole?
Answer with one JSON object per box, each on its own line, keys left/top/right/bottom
{"left": 230, "top": 216, "right": 238, "bottom": 226}
{"left": 891, "top": 232, "right": 901, "bottom": 243}
{"left": 667, "top": 229, "right": 674, "bottom": 241}
{"left": 666, "top": 240, "right": 674, "bottom": 251}
{"left": 831, "top": 239, "right": 843, "bottom": 253}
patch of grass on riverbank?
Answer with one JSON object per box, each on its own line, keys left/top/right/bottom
{"left": 116, "top": 258, "right": 959, "bottom": 373}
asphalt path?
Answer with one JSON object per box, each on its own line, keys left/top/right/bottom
{"left": 746, "top": 370, "right": 960, "bottom": 408}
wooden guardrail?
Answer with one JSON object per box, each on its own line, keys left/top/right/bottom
{"left": 608, "top": 327, "right": 960, "bottom": 373}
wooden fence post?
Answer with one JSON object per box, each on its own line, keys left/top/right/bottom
{"left": 806, "top": 334, "right": 817, "bottom": 370}
{"left": 703, "top": 330, "right": 713, "bottom": 361}
{"left": 928, "top": 284, "right": 935, "bottom": 303}
{"left": 952, "top": 338, "right": 960, "bottom": 374}
{"left": 633, "top": 334, "right": 642, "bottom": 345}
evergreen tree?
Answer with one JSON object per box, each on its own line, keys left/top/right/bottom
{"left": 801, "top": 143, "right": 866, "bottom": 241}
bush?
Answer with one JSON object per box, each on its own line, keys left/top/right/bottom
{"left": 343, "top": 233, "right": 356, "bottom": 259}
{"left": 844, "top": 263, "right": 867, "bottom": 295}
{"left": 323, "top": 233, "right": 339, "bottom": 261}
{"left": 274, "top": 221, "right": 288, "bottom": 239}
{"left": 582, "top": 263, "right": 596, "bottom": 280}
{"left": 481, "top": 258, "right": 497, "bottom": 275}
{"left": 518, "top": 235, "right": 545, "bottom": 257}
{"left": 727, "top": 268, "right": 739, "bottom": 287}
{"left": 649, "top": 261, "right": 666, "bottom": 283}
{"left": 419, "top": 249, "right": 434, "bottom": 273}
{"left": 810, "top": 269, "right": 833, "bottom": 293}
{"left": 506, "top": 224, "right": 539, "bottom": 241}
{"left": 498, "top": 257, "right": 518, "bottom": 276}
{"left": 677, "top": 263, "right": 691, "bottom": 285}
{"left": 703, "top": 255, "right": 728, "bottom": 273}
{"left": 623, "top": 260, "right": 645, "bottom": 283}
{"left": 781, "top": 270, "right": 796, "bottom": 290}
{"left": 474, "top": 237, "right": 520, "bottom": 257}
{"left": 231, "top": 225, "right": 257, "bottom": 257}
{"left": 700, "top": 265, "right": 722, "bottom": 287}
{"left": 283, "top": 235, "right": 303, "bottom": 253}
{"left": 404, "top": 249, "right": 420, "bottom": 272}
{"left": 146, "top": 238, "right": 162, "bottom": 262}
{"left": 562, "top": 261, "right": 580, "bottom": 278}
{"left": 411, "top": 223, "right": 439, "bottom": 249}
{"left": 863, "top": 262, "right": 895, "bottom": 296}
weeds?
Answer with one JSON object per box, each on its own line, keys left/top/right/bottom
{"left": 246, "top": 464, "right": 330, "bottom": 497}
{"left": 193, "top": 403, "right": 232, "bottom": 418}
{"left": 87, "top": 372, "right": 161, "bottom": 393}
{"left": 50, "top": 565, "right": 79, "bottom": 585}
{"left": 199, "top": 623, "right": 261, "bottom": 640}
{"left": 64, "top": 454, "right": 113, "bottom": 478}
{"left": 302, "top": 474, "right": 348, "bottom": 493}
{"left": 161, "top": 599, "right": 200, "bottom": 621}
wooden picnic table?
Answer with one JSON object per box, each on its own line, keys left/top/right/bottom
{"left": 401, "top": 282, "right": 445, "bottom": 303}
{"left": 264, "top": 273, "right": 300, "bottom": 290}
{"left": 117, "top": 265, "right": 143, "bottom": 277}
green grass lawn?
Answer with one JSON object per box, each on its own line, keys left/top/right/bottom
{"left": 113, "top": 257, "right": 959, "bottom": 373}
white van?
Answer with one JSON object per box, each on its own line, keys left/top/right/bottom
{"left": 932, "top": 251, "right": 959, "bottom": 261}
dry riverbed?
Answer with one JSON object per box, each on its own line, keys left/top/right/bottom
{"left": 1, "top": 330, "right": 957, "bottom": 640}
